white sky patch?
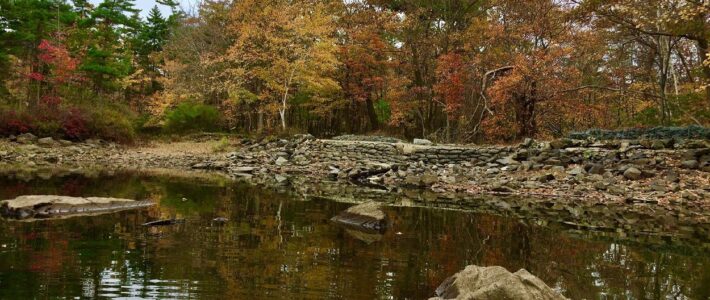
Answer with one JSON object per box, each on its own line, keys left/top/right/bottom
{"left": 88, "top": 0, "right": 190, "bottom": 19}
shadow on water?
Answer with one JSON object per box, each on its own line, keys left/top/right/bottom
{"left": 0, "top": 171, "right": 708, "bottom": 299}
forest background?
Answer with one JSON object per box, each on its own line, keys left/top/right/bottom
{"left": 1, "top": 0, "right": 708, "bottom": 143}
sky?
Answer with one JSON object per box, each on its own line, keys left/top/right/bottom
{"left": 88, "top": 0, "right": 193, "bottom": 19}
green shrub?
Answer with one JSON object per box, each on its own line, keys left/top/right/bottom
{"left": 34, "top": 119, "right": 62, "bottom": 137}
{"left": 89, "top": 106, "right": 136, "bottom": 143}
{"left": 165, "top": 102, "right": 220, "bottom": 133}
{"left": 212, "top": 137, "right": 230, "bottom": 153}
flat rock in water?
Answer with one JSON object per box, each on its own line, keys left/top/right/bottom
{"left": 142, "top": 219, "right": 185, "bottom": 226}
{"left": 331, "top": 201, "right": 388, "bottom": 232}
{"left": 0, "top": 195, "right": 154, "bottom": 220}
{"left": 430, "top": 265, "right": 568, "bottom": 300}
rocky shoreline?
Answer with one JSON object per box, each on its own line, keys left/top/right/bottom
{"left": 1, "top": 133, "right": 709, "bottom": 244}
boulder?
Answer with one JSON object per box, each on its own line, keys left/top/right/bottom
{"left": 331, "top": 201, "right": 388, "bottom": 232}
{"left": 1, "top": 195, "right": 154, "bottom": 220}
{"left": 430, "top": 265, "right": 567, "bottom": 300}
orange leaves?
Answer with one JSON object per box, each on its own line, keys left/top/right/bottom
{"left": 434, "top": 52, "right": 466, "bottom": 119}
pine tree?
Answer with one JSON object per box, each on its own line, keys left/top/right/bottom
{"left": 81, "top": 0, "right": 141, "bottom": 92}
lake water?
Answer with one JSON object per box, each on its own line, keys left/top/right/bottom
{"left": 0, "top": 171, "right": 708, "bottom": 299}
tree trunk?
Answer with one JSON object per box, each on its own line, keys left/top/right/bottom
{"left": 697, "top": 38, "right": 710, "bottom": 105}
{"left": 365, "top": 98, "right": 379, "bottom": 130}
{"left": 517, "top": 96, "right": 536, "bottom": 138}
{"left": 280, "top": 67, "right": 297, "bottom": 131}
{"left": 257, "top": 109, "right": 264, "bottom": 133}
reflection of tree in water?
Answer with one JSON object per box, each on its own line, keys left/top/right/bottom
{"left": 0, "top": 174, "right": 708, "bottom": 299}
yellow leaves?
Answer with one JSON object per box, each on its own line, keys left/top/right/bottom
{"left": 226, "top": 0, "right": 340, "bottom": 112}
{"left": 119, "top": 68, "right": 151, "bottom": 90}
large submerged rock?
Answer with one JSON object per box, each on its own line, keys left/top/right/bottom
{"left": 330, "top": 201, "right": 388, "bottom": 232}
{"left": 0, "top": 195, "right": 154, "bottom": 220}
{"left": 430, "top": 265, "right": 567, "bottom": 300}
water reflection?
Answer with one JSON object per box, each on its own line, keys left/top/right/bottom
{"left": 0, "top": 173, "right": 708, "bottom": 299}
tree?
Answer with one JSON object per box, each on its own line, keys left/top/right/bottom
{"left": 338, "top": 1, "right": 403, "bottom": 131}
{"left": 29, "top": 38, "right": 82, "bottom": 105}
{"left": 227, "top": 0, "right": 340, "bottom": 130}
{"left": 81, "top": 0, "right": 140, "bottom": 92}
{"left": 578, "top": 0, "right": 710, "bottom": 124}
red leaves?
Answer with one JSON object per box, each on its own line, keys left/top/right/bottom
{"left": 27, "top": 72, "right": 45, "bottom": 81}
{"left": 0, "top": 111, "right": 35, "bottom": 135}
{"left": 0, "top": 107, "right": 90, "bottom": 140}
{"left": 36, "top": 39, "right": 81, "bottom": 84}
{"left": 25, "top": 39, "right": 84, "bottom": 106}
{"left": 434, "top": 53, "right": 466, "bottom": 119}
{"left": 62, "top": 108, "right": 90, "bottom": 140}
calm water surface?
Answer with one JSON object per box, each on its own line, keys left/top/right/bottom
{"left": 0, "top": 172, "right": 708, "bottom": 299}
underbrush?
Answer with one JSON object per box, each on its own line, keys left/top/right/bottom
{"left": 164, "top": 102, "right": 220, "bottom": 133}
{"left": 0, "top": 104, "right": 136, "bottom": 143}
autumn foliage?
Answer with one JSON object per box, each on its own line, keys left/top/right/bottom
{"left": 1, "top": 0, "right": 708, "bottom": 142}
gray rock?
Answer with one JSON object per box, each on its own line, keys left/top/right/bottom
{"left": 537, "top": 173, "right": 555, "bottom": 183}
{"left": 550, "top": 138, "right": 573, "bottom": 149}
{"left": 619, "top": 141, "right": 631, "bottom": 152}
{"left": 681, "top": 160, "right": 699, "bottom": 169}
{"left": 491, "top": 185, "right": 515, "bottom": 193}
{"left": 550, "top": 166, "right": 565, "bottom": 173}
{"left": 413, "top": 138, "right": 433, "bottom": 145}
{"left": 623, "top": 167, "right": 642, "bottom": 180}
{"left": 191, "top": 163, "right": 208, "bottom": 169}
{"left": 421, "top": 173, "right": 439, "bottom": 186}
{"left": 232, "top": 167, "right": 256, "bottom": 173}
{"left": 485, "top": 168, "right": 500, "bottom": 175}
{"left": 274, "top": 174, "right": 289, "bottom": 184}
{"left": 37, "top": 137, "right": 55, "bottom": 146}
{"left": 650, "top": 140, "right": 666, "bottom": 150}
{"left": 16, "top": 133, "right": 37, "bottom": 144}
{"left": 496, "top": 156, "right": 520, "bottom": 166}
{"left": 275, "top": 156, "right": 288, "bottom": 166}
{"left": 430, "top": 265, "right": 567, "bottom": 300}
{"left": 232, "top": 173, "right": 254, "bottom": 179}
{"left": 404, "top": 173, "right": 438, "bottom": 187}
{"left": 681, "top": 190, "right": 699, "bottom": 200}
{"left": 567, "top": 166, "right": 585, "bottom": 176}
{"left": 586, "top": 163, "right": 605, "bottom": 175}
{"left": 331, "top": 201, "right": 388, "bottom": 232}
{"left": 521, "top": 138, "right": 534, "bottom": 148}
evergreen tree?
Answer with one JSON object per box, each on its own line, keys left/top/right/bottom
{"left": 81, "top": 0, "right": 140, "bottom": 92}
